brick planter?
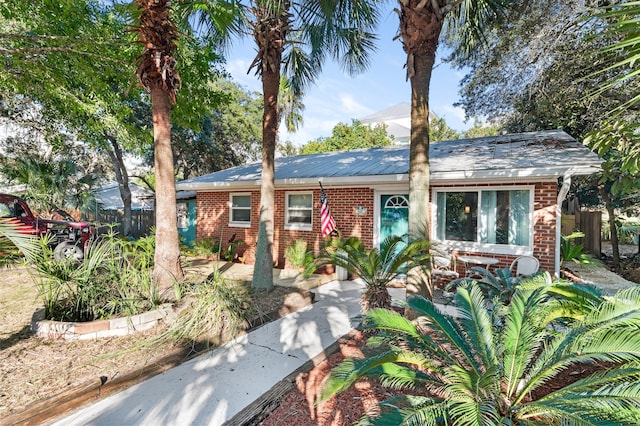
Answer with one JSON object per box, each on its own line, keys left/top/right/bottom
{"left": 31, "top": 305, "right": 175, "bottom": 340}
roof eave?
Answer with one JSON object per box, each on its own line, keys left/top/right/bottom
{"left": 431, "top": 164, "right": 601, "bottom": 182}
{"left": 176, "top": 164, "right": 601, "bottom": 192}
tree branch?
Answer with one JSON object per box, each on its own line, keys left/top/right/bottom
{"left": 0, "top": 46, "right": 118, "bottom": 62}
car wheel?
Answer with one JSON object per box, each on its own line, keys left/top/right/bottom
{"left": 53, "top": 242, "right": 84, "bottom": 263}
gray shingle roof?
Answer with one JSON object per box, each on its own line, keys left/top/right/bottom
{"left": 176, "top": 130, "right": 601, "bottom": 191}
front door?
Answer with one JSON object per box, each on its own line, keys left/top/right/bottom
{"left": 380, "top": 194, "right": 409, "bottom": 245}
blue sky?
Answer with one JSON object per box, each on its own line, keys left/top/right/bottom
{"left": 225, "top": 6, "right": 472, "bottom": 146}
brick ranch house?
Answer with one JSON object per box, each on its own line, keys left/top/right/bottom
{"left": 175, "top": 130, "right": 601, "bottom": 278}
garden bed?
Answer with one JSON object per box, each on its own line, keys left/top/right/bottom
{"left": 0, "top": 264, "right": 315, "bottom": 422}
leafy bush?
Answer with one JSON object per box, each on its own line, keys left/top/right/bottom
{"left": 320, "top": 283, "right": 640, "bottom": 425}
{"left": 561, "top": 231, "right": 592, "bottom": 264}
{"left": 223, "top": 234, "right": 244, "bottom": 261}
{"left": 31, "top": 233, "right": 160, "bottom": 321}
{"left": 447, "top": 267, "right": 522, "bottom": 304}
{"left": 284, "top": 239, "right": 316, "bottom": 278}
{"left": 192, "top": 237, "right": 221, "bottom": 258}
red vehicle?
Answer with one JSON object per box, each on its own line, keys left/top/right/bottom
{"left": 0, "top": 194, "right": 94, "bottom": 262}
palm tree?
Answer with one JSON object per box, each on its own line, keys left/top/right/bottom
{"left": 132, "top": 0, "right": 183, "bottom": 288}
{"left": 397, "top": 1, "right": 509, "bottom": 240}
{"left": 279, "top": 75, "right": 304, "bottom": 132}
{"left": 596, "top": 1, "right": 640, "bottom": 114}
{"left": 186, "top": 0, "right": 379, "bottom": 291}
{"left": 320, "top": 282, "right": 640, "bottom": 425}
{"left": 318, "top": 235, "right": 430, "bottom": 311}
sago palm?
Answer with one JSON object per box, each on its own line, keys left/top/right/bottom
{"left": 320, "top": 282, "right": 640, "bottom": 425}
{"left": 319, "top": 235, "right": 430, "bottom": 311}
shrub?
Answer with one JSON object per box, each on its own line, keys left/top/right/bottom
{"left": 320, "top": 283, "right": 640, "bottom": 425}
{"left": 223, "top": 234, "right": 244, "bottom": 261}
{"left": 31, "top": 233, "right": 160, "bottom": 321}
{"left": 163, "top": 269, "right": 252, "bottom": 347}
{"left": 561, "top": 231, "right": 592, "bottom": 264}
{"left": 447, "top": 267, "right": 522, "bottom": 304}
{"left": 284, "top": 239, "right": 316, "bottom": 278}
{"left": 192, "top": 237, "right": 221, "bottom": 258}
{"left": 317, "top": 235, "right": 430, "bottom": 311}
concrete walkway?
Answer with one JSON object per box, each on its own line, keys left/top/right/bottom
{"left": 52, "top": 279, "right": 365, "bottom": 426}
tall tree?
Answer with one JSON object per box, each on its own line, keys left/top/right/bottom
{"left": 299, "top": 119, "right": 392, "bottom": 154}
{"left": 448, "top": 0, "right": 640, "bottom": 266}
{"left": 133, "top": 0, "right": 183, "bottom": 287}
{"left": 187, "top": 0, "right": 379, "bottom": 290}
{"left": 395, "top": 0, "right": 510, "bottom": 241}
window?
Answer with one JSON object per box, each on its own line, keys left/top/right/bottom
{"left": 230, "top": 194, "right": 251, "bottom": 226}
{"left": 286, "top": 192, "right": 313, "bottom": 229}
{"left": 435, "top": 188, "right": 532, "bottom": 249}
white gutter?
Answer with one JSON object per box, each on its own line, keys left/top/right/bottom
{"left": 555, "top": 172, "right": 572, "bottom": 278}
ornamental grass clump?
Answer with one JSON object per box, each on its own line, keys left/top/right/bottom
{"left": 320, "top": 281, "right": 640, "bottom": 425}
{"left": 31, "top": 232, "right": 161, "bottom": 321}
{"left": 284, "top": 238, "right": 316, "bottom": 278}
{"left": 162, "top": 269, "right": 253, "bottom": 347}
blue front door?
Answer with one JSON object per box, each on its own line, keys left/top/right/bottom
{"left": 177, "top": 200, "right": 197, "bottom": 247}
{"left": 380, "top": 194, "right": 409, "bottom": 244}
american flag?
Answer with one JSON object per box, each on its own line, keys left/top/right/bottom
{"left": 320, "top": 184, "right": 337, "bottom": 238}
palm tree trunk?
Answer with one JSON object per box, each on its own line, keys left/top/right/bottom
{"left": 408, "top": 50, "right": 436, "bottom": 241}
{"left": 151, "top": 83, "right": 183, "bottom": 288}
{"left": 407, "top": 50, "right": 437, "bottom": 301}
{"left": 251, "top": 63, "right": 280, "bottom": 291}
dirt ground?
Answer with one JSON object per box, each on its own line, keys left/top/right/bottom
{"left": 0, "top": 260, "right": 310, "bottom": 421}
{"left": 2, "top": 249, "right": 637, "bottom": 424}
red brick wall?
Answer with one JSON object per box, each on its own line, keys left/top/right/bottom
{"left": 196, "top": 187, "right": 374, "bottom": 267}
{"left": 196, "top": 181, "right": 558, "bottom": 272}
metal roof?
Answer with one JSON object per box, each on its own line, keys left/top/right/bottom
{"left": 93, "top": 182, "right": 155, "bottom": 210}
{"left": 176, "top": 130, "right": 602, "bottom": 191}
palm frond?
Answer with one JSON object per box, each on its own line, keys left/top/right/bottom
{"left": 319, "top": 349, "right": 440, "bottom": 403}
{"left": 0, "top": 218, "right": 40, "bottom": 264}
{"left": 502, "top": 287, "right": 548, "bottom": 398}
{"left": 363, "top": 395, "right": 447, "bottom": 426}
{"left": 521, "top": 378, "right": 640, "bottom": 425}
{"left": 455, "top": 284, "right": 496, "bottom": 368}
{"left": 362, "top": 308, "right": 422, "bottom": 339}
{"left": 408, "top": 295, "right": 483, "bottom": 374}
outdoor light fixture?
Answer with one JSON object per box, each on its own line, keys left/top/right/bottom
{"left": 464, "top": 205, "right": 471, "bottom": 214}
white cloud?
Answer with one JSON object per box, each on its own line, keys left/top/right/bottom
{"left": 437, "top": 104, "right": 470, "bottom": 131}
{"left": 338, "top": 94, "right": 371, "bottom": 117}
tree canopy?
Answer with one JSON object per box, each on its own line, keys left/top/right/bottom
{"left": 299, "top": 120, "right": 392, "bottom": 154}
{"left": 447, "top": 0, "right": 640, "bottom": 137}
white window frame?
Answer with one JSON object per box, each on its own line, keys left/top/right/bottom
{"left": 285, "top": 191, "right": 313, "bottom": 231}
{"left": 229, "top": 193, "right": 252, "bottom": 228}
{"left": 431, "top": 185, "right": 535, "bottom": 256}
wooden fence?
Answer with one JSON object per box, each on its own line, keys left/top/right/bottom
{"left": 579, "top": 211, "right": 602, "bottom": 256}
{"left": 88, "top": 209, "right": 155, "bottom": 239}
{"left": 562, "top": 211, "right": 602, "bottom": 256}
